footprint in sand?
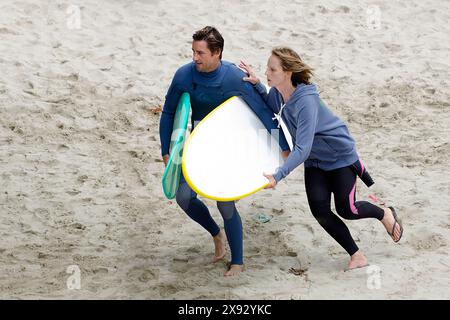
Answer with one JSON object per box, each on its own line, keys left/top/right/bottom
{"left": 138, "top": 269, "right": 158, "bottom": 282}
{"left": 0, "top": 27, "right": 18, "bottom": 35}
{"left": 58, "top": 144, "right": 70, "bottom": 151}
{"left": 159, "top": 284, "right": 180, "bottom": 297}
{"left": 411, "top": 232, "right": 447, "bottom": 251}
{"left": 127, "top": 267, "right": 159, "bottom": 283}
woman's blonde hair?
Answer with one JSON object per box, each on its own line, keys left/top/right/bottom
{"left": 271, "top": 47, "right": 314, "bottom": 86}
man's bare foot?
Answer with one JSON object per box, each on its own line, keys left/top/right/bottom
{"left": 224, "top": 264, "right": 243, "bottom": 277}
{"left": 347, "top": 250, "right": 368, "bottom": 270}
{"left": 381, "top": 207, "right": 402, "bottom": 242}
{"left": 212, "top": 230, "right": 226, "bottom": 262}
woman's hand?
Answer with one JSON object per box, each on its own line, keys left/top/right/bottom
{"left": 263, "top": 173, "right": 277, "bottom": 189}
{"left": 239, "top": 61, "right": 260, "bottom": 85}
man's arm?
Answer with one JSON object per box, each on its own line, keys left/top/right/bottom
{"left": 224, "top": 66, "right": 290, "bottom": 152}
{"left": 159, "top": 72, "right": 185, "bottom": 159}
{"left": 254, "top": 82, "right": 270, "bottom": 103}
{"left": 242, "top": 85, "right": 290, "bottom": 151}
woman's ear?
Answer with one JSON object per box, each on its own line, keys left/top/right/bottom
{"left": 285, "top": 70, "right": 293, "bottom": 80}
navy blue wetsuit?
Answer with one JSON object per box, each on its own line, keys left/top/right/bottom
{"left": 160, "top": 61, "right": 289, "bottom": 265}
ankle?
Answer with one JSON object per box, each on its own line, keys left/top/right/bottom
{"left": 351, "top": 250, "right": 364, "bottom": 259}
{"left": 213, "top": 230, "right": 223, "bottom": 239}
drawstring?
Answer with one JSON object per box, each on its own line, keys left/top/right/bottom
{"left": 272, "top": 103, "right": 286, "bottom": 128}
{"left": 272, "top": 102, "right": 294, "bottom": 151}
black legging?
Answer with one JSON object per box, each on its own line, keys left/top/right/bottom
{"left": 304, "top": 166, "right": 385, "bottom": 256}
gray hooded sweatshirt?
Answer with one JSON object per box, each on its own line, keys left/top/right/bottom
{"left": 255, "top": 83, "right": 359, "bottom": 182}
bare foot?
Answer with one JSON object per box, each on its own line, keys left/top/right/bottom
{"left": 381, "top": 207, "right": 402, "bottom": 242}
{"left": 212, "top": 230, "right": 226, "bottom": 262}
{"left": 224, "top": 264, "right": 243, "bottom": 277}
{"left": 347, "top": 250, "right": 368, "bottom": 270}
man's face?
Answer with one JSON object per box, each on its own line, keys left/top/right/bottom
{"left": 192, "top": 40, "right": 221, "bottom": 73}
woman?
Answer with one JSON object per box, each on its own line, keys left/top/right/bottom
{"left": 240, "top": 47, "right": 403, "bottom": 270}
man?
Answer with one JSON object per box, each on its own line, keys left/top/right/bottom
{"left": 159, "top": 26, "right": 289, "bottom": 276}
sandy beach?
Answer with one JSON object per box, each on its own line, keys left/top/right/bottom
{"left": 0, "top": 0, "right": 449, "bottom": 299}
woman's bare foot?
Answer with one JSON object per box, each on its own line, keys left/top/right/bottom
{"left": 381, "top": 207, "right": 403, "bottom": 242}
{"left": 212, "top": 230, "right": 226, "bottom": 262}
{"left": 347, "top": 250, "right": 368, "bottom": 270}
{"left": 224, "top": 264, "right": 243, "bottom": 277}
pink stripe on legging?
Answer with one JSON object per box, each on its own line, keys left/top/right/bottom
{"left": 359, "top": 159, "right": 365, "bottom": 176}
{"left": 349, "top": 181, "right": 358, "bottom": 215}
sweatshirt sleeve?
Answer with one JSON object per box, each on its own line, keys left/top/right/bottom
{"left": 273, "top": 95, "right": 319, "bottom": 182}
{"left": 159, "top": 72, "right": 184, "bottom": 157}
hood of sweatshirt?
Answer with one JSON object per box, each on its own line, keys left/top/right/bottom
{"left": 285, "top": 83, "right": 319, "bottom": 105}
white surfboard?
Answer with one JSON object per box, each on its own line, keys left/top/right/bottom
{"left": 181, "top": 96, "right": 284, "bottom": 201}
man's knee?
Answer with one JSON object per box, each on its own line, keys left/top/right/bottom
{"left": 176, "top": 189, "right": 192, "bottom": 211}
{"left": 216, "top": 201, "right": 235, "bottom": 220}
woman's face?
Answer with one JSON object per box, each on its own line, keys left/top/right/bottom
{"left": 265, "top": 55, "right": 291, "bottom": 88}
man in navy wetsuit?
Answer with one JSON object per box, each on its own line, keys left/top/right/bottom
{"left": 159, "top": 26, "right": 289, "bottom": 276}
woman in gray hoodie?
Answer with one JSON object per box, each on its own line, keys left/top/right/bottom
{"left": 240, "top": 47, "right": 403, "bottom": 270}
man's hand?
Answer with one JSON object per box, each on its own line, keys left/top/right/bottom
{"left": 263, "top": 173, "right": 277, "bottom": 189}
{"left": 162, "top": 154, "right": 169, "bottom": 167}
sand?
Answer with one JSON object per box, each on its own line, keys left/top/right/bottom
{"left": 0, "top": 0, "right": 449, "bottom": 299}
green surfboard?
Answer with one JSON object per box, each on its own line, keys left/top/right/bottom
{"left": 161, "top": 92, "right": 191, "bottom": 199}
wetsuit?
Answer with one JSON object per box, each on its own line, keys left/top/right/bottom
{"left": 160, "top": 61, "right": 289, "bottom": 265}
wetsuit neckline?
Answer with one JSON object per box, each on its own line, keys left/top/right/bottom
{"left": 193, "top": 61, "right": 222, "bottom": 78}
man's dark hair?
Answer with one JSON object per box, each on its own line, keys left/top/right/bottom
{"left": 192, "top": 26, "right": 224, "bottom": 59}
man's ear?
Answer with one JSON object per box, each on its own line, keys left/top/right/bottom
{"left": 213, "top": 50, "right": 222, "bottom": 59}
